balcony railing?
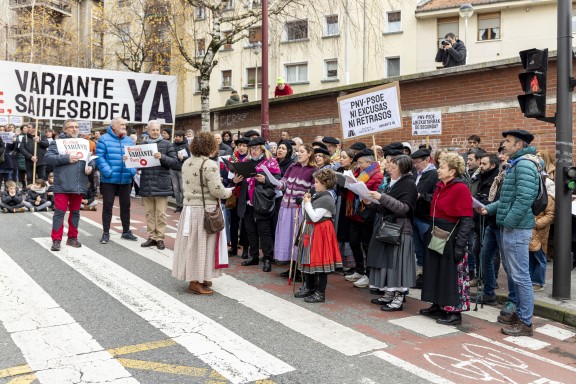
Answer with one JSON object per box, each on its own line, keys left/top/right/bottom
{"left": 9, "top": 0, "right": 72, "bottom": 15}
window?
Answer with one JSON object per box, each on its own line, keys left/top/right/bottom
{"left": 248, "top": 26, "right": 262, "bottom": 45}
{"left": 478, "top": 12, "right": 500, "bottom": 40}
{"left": 285, "top": 62, "right": 308, "bottom": 83}
{"left": 195, "top": 6, "right": 206, "bottom": 20}
{"left": 325, "top": 15, "right": 338, "bottom": 36}
{"left": 196, "top": 38, "right": 205, "bottom": 57}
{"left": 284, "top": 20, "right": 308, "bottom": 41}
{"left": 244, "top": 0, "right": 261, "bottom": 7}
{"left": 221, "top": 70, "right": 232, "bottom": 89}
{"left": 246, "top": 67, "right": 262, "bottom": 87}
{"left": 222, "top": 31, "right": 233, "bottom": 50}
{"left": 385, "top": 11, "right": 401, "bottom": 33}
{"left": 195, "top": 76, "right": 202, "bottom": 93}
{"left": 437, "top": 17, "right": 459, "bottom": 47}
{"left": 118, "top": 0, "right": 128, "bottom": 7}
{"left": 324, "top": 59, "right": 338, "bottom": 79}
{"left": 224, "top": 0, "right": 234, "bottom": 11}
{"left": 119, "top": 22, "right": 130, "bottom": 42}
{"left": 386, "top": 57, "right": 400, "bottom": 77}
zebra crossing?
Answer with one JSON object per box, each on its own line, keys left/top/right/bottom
{"left": 0, "top": 212, "right": 575, "bottom": 384}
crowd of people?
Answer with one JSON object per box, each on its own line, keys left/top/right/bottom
{"left": 0, "top": 119, "right": 569, "bottom": 338}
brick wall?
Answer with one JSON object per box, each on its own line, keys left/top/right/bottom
{"left": 176, "top": 57, "right": 568, "bottom": 157}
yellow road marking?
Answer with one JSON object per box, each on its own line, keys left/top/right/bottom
{"left": 116, "top": 358, "right": 208, "bottom": 377}
{"left": 0, "top": 365, "right": 32, "bottom": 379}
{"left": 107, "top": 338, "right": 177, "bottom": 356}
{"left": 7, "top": 374, "right": 36, "bottom": 384}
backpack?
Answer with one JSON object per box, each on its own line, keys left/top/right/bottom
{"left": 531, "top": 174, "right": 548, "bottom": 216}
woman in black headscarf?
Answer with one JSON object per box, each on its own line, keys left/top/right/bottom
{"left": 272, "top": 140, "right": 295, "bottom": 242}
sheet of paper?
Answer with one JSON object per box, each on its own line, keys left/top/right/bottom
{"left": 347, "top": 181, "right": 379, "bottom": 204}
{"left": 572, "top": 200, "right": 576, "bottom": 216}
{"left": 261, "top": 165, "right": 281, "bottom": 187}
{"left": 133, "top": 172, "right": 141, "bottom": 187}
{"left": 124, "top": 143, "right": 161, "bottom": 168}
{"left": 472, "top": 197, "right": 485, "bottom": 209}
{"left": 178, "top": 148, "right": 189, "bottom": 158}
{"left": 86, "top": 155, "right": 98, "bottom": 171}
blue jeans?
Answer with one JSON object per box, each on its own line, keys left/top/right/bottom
{"left": 529, "top": 247, "right": 547, "bottom": 286}
{"left": 413, "top": 217, "right": 430, "bottom": 267}
{"left": 480, "top": 226, "right": 502, "bottom": 297}
{"left": 500, "top": 228, "right": 533, "bottom": 325}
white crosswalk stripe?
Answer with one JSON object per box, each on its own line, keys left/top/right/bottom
{"left": 33, "top": 237, "right": 295, "bottom": 384}
{"left": 535, "top": 324, "right": 576, "bottom": 341}
{"left": 0, "top": 247, "right": 138, "bottom": 384}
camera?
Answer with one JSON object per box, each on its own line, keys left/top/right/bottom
{"left": 441, "top": 40, "right": 450, "bottom": 46}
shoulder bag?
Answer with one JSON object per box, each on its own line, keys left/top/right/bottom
{"left": 427, "top": 199, "right": 459, "bottom": 255}
{"left": 375, "top": 216, "right": 403, "bottom": 245}
{"left": 199, "top": 159, "right": 225, "bottom": 234}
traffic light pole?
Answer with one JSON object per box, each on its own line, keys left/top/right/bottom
{"left": 552, "top": 0, "right": 573, "bottom": 300}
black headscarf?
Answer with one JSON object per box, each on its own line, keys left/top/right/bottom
{"left": 277, "top": 140, "right": 294, "bottom": 176}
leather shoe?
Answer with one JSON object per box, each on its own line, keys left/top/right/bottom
{"left": 228, "top": 247, "right": 238, "bottom": 256}
{"left": 436, "top": 312, "right": 462, "bottom": 326}
{"left": 188, "top": 281, "right": 213, "bottom": 295}
{"left": 141, "top": 239, "right": 157, "bottom": 247}
{"left": 156, "top": 240, "right": 165, "bottom": 250}
{"left": 501, "top": 321, "right": 533, "bottom": 337}
{"left": 263, "top": 260, "right": 272, "bottom": 272}
{"left": 294, "top": 287, "right": 315, "bottom": 298}
{"left": 497, "top": 312, "right": 519, "bottom": 325}
{"left": 304, "top": 291, "right": 325, "bottom": 303}
{"left": 202, "top": 281, "right": 212, "bottom": 288}
{"left": 280, "top": 269, "right": 290, "bottom": 278}
{"left": 419, "top": 304, "right": 443, "bottom": 318}
{"left": 241, "top": 248, "right": 249, "bottom": 259}
{"left": 241, "top": 257, "right": 259, "bottom": 266}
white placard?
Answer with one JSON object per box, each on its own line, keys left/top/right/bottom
{"left": 55, "top": 138, "right": 91, "bottom": 162}
{"left": 0, "top": 132, "right": 15, "bottom": 144}
{"left": 412, "top": 111, "right": 442, "bottom": 136}
{"left": 0, "top": 116, "right": 8, "bottom": 125}
{"left": 0, "top": 60, "right": 177, "bottom": 124}
{"left": 178, "top": 148, "right": 189, "bottom": 158}
{"left": 78, "top": 120, "right": 92, "bottom": 135}
{"left": 0, "top": 116, "right": 23, "bottom": 126}
{"left": 124, "top": 143, "right": 160, "bottom": 168}
{"left": 337, "top": 82, "right": 402, "bottom": 140}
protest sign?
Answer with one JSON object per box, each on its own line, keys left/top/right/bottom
{"left": 124, "top": 144, "right": 160, "bottom": 168}
{"left": 0, "top": 60, "right": 177, "bottom": 124}
{"left": 0, "top": 132, "right": 15, "bottom": 144}
{"left": 56, "top": 138, "right": 91, "bottom": 162}
{"left": 78, "top": 120, "right": 92, "bottom": 135}
{"left": 337, "top": 82, "right": 402, "bottom": 140}
{"left": 412, "top": 111, "right": 442, "bottom": 136}
{"left": 0, "top": 116, "right": 23, "bottom": 126}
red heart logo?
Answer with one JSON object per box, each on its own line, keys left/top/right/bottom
{"left": 140, "top": 159, "right": 147, "bottom": 166}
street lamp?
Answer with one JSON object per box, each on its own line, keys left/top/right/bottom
{"left": 251, "top": 41, "right": 262, "bottom": 101}
{"left": 459, "top": 3, "right": 474, "bottom": 64}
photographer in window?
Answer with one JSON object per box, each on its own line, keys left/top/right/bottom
{"left": 435, "top": 32, "right": 467, "bottom": 68}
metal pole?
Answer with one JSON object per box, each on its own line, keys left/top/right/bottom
{"left": 344, "top": 0, "right": 349, "bottom": 85}
{"left": 261, "top": 0, "right": 270, "bottom": 141}
{"left": 362, "top": 0, "right": 366, "bottom": 82}
{"left": 552, "top": 0, "right": 573, "bottom": 300}
{"left": 464, "top": 18, "right": 468, "bottom": 64}
{"left": 254, "top": 56, "right": 258, "bottom": 102}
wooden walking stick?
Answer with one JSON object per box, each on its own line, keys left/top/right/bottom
{"left": 287, "top": 207, "right": 300, "bottom": 286}
{"left": 32, "top": 119, "right": 39, "bottom": 185}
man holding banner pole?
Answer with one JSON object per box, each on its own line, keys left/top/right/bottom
{"left": 19, "top": 123, "right": 49, "bottom": 186}
{"left": 96, "top": 117, "right": 138, "bottom": 244}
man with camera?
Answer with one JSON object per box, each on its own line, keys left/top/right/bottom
{"left": 435, "top": 32, "right": 467, "bottom": 68}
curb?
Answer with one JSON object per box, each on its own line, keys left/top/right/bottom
{"left": 496, "top": 293, "right": 576, "bottom": 328}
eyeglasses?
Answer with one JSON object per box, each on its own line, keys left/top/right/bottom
{"left": 65, "top": 126, "right": 79, "bottom": 129}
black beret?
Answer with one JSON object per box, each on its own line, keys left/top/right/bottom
{"left": 234, "top": 137, "right": 250, "bottom": 145}
{"left": 410, "top": 149, "right": 431, "bottom": 159}
{"left": 283, "top": 139, "right": 296, "bottom": 146}
{"left": 312, "top": 141, "right": 328, "bottom": 150}
{"left": 314, "top": 147, "right": 331, "bottom": 156}
{"left": 384, "top": 142, "right": 405, "bottom": 157}
{"left": 502, "top": 129, "right": 534, "bottom": 144}
{"left": 386, "top": 142, "right": 405, "bottom": 151}
{"left": 322, "top": 136, "right": 340, "bottom": 145}
{"left": 353, "top": 149, "right": 375, "bottom": 163}
{"left": 247, "top": 137, "right": 266, "bottom": 147}
{"left": 243, "top": 129, "right": 261, "bottom": 138}
{"left": 349, "top": 142, "right": 367, "bottom": 150}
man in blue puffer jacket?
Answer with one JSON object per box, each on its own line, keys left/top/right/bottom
{"left": 479, "top": 129, "right": 539, "bottom": 337}
{"left": 96, "top": 117, "right": 137, "bottom": 244}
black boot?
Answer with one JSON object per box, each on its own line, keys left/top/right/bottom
{"left": 419, "top": 304, "right": 443, "bottom": 318}
{"left": 263, "top": 260, "right": 272, "bottom": 272}
{"left": 304, "top": 291, "right": 325, "bottom": 303}
{"left": 294, "top": 286, "right": 315, "bottom": 298}
{"left": 241, "top": 256, "right": 259, "bottom": 266}
{"left": 436, "top": 312, "right": 462, "bottom": 326}
{"left": 228, "top": 247, "right": 238, "bottom": 256}
{"left": 241, "top": 247, "right": 249, "bottom": 259}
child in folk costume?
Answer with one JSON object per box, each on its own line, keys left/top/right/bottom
{"left": 294, "top": 169, "right": 342, "bottom": 303}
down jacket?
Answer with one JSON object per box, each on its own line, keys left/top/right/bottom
{"left": 19, "top": 133, "right": 49, "bottom": 165}
{"left": 95, "top": 126, "right": 136, "bottom": 184}
{"left": 138, "top": 139, "right": 179, "bottom": 197}
{"left": 486, "top": 147, "right": 540, "bottom": 229}
{"left": 45, "top": 132, "right": 94, "bottom": 195}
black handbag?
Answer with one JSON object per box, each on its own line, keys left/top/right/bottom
{"left": 375, "top": 217, "right": 403, "bottom": 245}
{"left": 252, "top": 183, "right": 276, "bottom": 217}
{"left": 199, "top": 159, "right": 225, "bottom": 234}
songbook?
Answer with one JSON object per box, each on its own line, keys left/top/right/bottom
{"left": 222, "top": 158, "right": 257, "bottom": 178}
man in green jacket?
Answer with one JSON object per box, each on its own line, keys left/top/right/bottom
{"left": 479, "top": 130, "right": 539, "bottom": 337}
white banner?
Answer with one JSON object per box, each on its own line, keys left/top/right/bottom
{"left": 337, "top": 82, "right": 402, "bottom": 140}
{"left": 124, "top": 143, "right": 160, "bottom": 168}
{"left": 412, "top": 111, "right": 442, "bottom": 136}
{"left": 0, "top": 60, "right": 177, "bottom": 124}
{"left": 56, "top": 138, "right": 91, "bottom": 162}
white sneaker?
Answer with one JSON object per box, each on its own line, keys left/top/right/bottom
{"left": 344, "top": 272, "right": 363, "bottom": 282}
{"left": 353, "top": 275, "right": 369, "bottom": 288}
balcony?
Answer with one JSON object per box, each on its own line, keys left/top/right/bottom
{"left": 11, "top": 25, "right": 71, "bottom": 42}
{"left": 9, "top": 0, "right": 73, "bottom": 16}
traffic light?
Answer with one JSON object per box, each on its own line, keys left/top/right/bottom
{"left": 517, "top": 48, "right": 548, "bottom": 118}
{"left": 564, "top": 166, "right": 576, "bottom": 190}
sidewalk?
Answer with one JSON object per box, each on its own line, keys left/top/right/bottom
{"left": 492, "top": 263, "right": 576, "bottom": 327}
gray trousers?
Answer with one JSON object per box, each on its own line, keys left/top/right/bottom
{"left": 170, "top": 169, "right": 184, "bottom": 207}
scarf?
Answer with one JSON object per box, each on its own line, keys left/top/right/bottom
{"left": 357, "top": 162, "right": 380, "bottom": 183}
{"left": 29, "top": 186, "right": 46, "bottom": 194}
{"left": 488, "top": 168, "right": 506, "bottom": 202}
{"left": 145, "top": 136, "right": 163, "bottom": 144}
